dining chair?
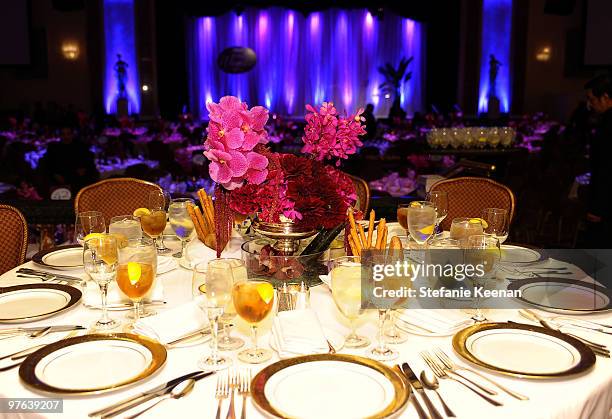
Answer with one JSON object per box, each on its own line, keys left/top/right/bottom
{"left": 429, "top": 176, "right": 515, "bottom": 231}
{"left": 74, "top": 177, "right": 163, "bottom": 226}
{"left": 347, "top": 174, "right": 371, "bottom": 215}
{"left": 0, "top": 205, "right": 28, "bottom": 275}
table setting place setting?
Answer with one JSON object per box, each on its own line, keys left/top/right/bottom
{"left": 0, "top": 176, "right": 611, "bottom": 418}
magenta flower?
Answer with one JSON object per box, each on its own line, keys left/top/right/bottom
{"left": 204, "top": 96, "right": 270, "bottom": 190}
{"left": 301, "top": 102, "right": 365, "bottom": 165}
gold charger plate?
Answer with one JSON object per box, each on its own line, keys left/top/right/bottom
{"left": 251, "top": 354, "right": 410, "bottom": 419}
{"left": 19, "top": 333, "right": 167, "bottom": 395}
{"left": 453, "top": 322, "right": 596, "bottom": 378}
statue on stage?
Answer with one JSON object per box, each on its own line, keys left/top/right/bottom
{"left": 114, "top": 54, "right": 128, "bottom": 99}
{"left": 114, "top": 54, "right": 129, "bottom": 116}
{"left": 487, "top": 54, "right": 502, "bottom": 118}
{"left": 488, "top": 54, "right": 502, "bottom": 99}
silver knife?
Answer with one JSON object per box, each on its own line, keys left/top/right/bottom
{"left": 401, "top": 363, "right": 443, "bottom": 419}
{"left": 17, "top": 269, "right": 83, "bottom": 282}
{"left": 0, "top": 325, "right": 85, "bottom": 335}
{"left": 89, "top": 371, "right": 213, "bottom": 418}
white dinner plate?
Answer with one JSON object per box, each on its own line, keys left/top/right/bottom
{"left": 500, "top": 245, "right": 541, "bottom": 264}
{"left": 19, "top": 333, "right": 166, "bottom": 394}
{"left": 453, "top": 322, "right": 595, "bottom": 378}
{"left": 508, "top": 278, "right": 611, "bottom": 314}
{"left": 0, "top": 284, "right": 82, "bottom": 323}
{"left": 32, "top": 245, "right": 83, "bottom": 270}
{"left": 252, "top": 354, "right": 409, "bottom": 419}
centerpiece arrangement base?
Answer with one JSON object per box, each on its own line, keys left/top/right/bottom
{"left": 252, "top": 221, "right": 316, "bottom": 255}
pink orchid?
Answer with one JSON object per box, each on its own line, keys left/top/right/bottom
{"left": 204, "top": 96, "right": 270, "bottom": 191}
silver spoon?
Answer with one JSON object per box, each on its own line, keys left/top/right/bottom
{"left": 124, "top": 379, "right": 196, "bottom": 419}
{"left": 420, "top": 369, "right": 456, "bottom": 417}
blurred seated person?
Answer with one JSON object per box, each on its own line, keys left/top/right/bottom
{"left": 362, "top": 104, "right": 377, "bottom": 140}
{"left": 38, "top": 126, "right": 99, "bottom": 196}
{"left": 584, "top": 74, "right": 612, "bottom": 246}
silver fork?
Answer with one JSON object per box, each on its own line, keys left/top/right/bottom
{"left": 226, "top": 370, "right": 238, "bottom": 419}
{"left": 434, "top": 348, "right": 528, "bottom": 400}
{"left": 239, "top": 369, "right": 251, "bottom": 419}
{"left": 421, "top": 350, "right": 502, "bottom": 406}
{"left": 431, "top": 350, "right": 497, "bottom": 395}
{"left": 215, "top": 374, "right": 229, "bottom": 419}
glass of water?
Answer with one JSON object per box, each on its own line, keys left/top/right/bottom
{"left": 109, "top": 215, "right": 142, "bottom": 241}
{"left": 168, "top": 198, "right": 195, "bottom": 267}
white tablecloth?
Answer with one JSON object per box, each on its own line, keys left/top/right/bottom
{"left": 1, "top": 240, "right": 611, "bottom": 419}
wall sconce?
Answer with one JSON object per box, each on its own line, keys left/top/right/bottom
{"left": 61, "top": 42, "right": 79, "bottom": 60}
{"left": 536, "top": 46, "right": 551, "bottom": 62}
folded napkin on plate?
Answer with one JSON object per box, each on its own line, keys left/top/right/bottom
{"left": 132, "top": 302, "right": 207, "bottom": 344}
{"left": 157, "top": 256, "right": 178, "bottom": 275}
{"left": 83, "top": 279, "right": 164, "bottom": 306}
{"left": 272, "top": 309, "right": 328, "bottom": 358}
{"left": 396, "top": 309, "right": 472, "bottom": 334}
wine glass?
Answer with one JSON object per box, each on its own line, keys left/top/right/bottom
{"left": 109, "top": 215, "right": 142, "bottom": 241}
{"left": 232, "top": 279, "right": 275, "bottom": 364}
{"left": 168, "top": 198, "right": 195, "bottom": 266}
{"left": 217, "top": 258, "right": 247, "bottom": 351}
{"left": 465, "top": 235, "right": 500, "bottom": 322}
{"left": 427, "top": 191, "right": 448, "bottom": 236}
{"left": 117, "top": 237, "right": 157, "bottom": 324}
{"left": 83, "top": 235, "right": 119, "bottom": 330}
{"left": 330, "top": 256, "right": 370, "bottom": 348}
{"left": 407, "top": 201, "right": 437, "bottom": 248}
{"left": 195, "top": 260, "right": 234, "bottom": 370}
{"left": 397, "top": 204, "right": 410, "bottom": 233}
{"left": 450, "top": 217, "right": 484, "bottom": 247}
{"left": 75, "top": 211, "right": 105, "bottom": 244}
{"left": 481, "top": 208, "right": 509, "bottom": 244}
{"left": 143, "top": 190, "right": 172, "bottom": 254}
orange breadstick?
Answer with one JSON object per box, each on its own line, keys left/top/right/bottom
{"left": 187, "top": 204, "right": 206, "bottom": 242}
{"left": 366, "top": 209, "right": 375, "bottom": 248}
{"left": 358, "top": 224, "right": 367, "bottom": 249}
{"left": 375, "top": 218, "right": 387, "bottom": 249}
{"left": 348, "top": 235, "right": 360, "bottom": 257}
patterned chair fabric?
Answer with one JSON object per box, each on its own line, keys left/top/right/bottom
{"left": 429, "top": 177, "right": 515, "bottom": 231}
{"left": 74, "top": 178, "right": 163, "bottom": 226}
{"left": 0, "top": 205, "right": 28, "bottom": 275}
{"left": 348, "top": 174, "right": 371, "bottom": 215}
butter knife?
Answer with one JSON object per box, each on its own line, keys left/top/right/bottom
{"left": 0, "top": 325, "right": 85, "bottom": 335}
{"left": 89, "top": 371, "right": 213, "bottom": 418}
{"left": 401, "top": 363, "right": 443, "bottom": 419}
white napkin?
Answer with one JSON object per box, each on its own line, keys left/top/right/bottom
{"left": 272, "top": 309, "right": 328, "bottom": 358}
{"left": 157, "top": 256, "right": 178, "bottom": 275}
{"left": 187, "top": 232, "right": 243, "bottom": 268}
{"left": 83, "top": 279, "right": 164, "bottom": 306}
{"left": 396, "top": 309, "right": 472, "bottom": 334}
{"left": 132, "top": 302, "right": 207, "bottom": 344}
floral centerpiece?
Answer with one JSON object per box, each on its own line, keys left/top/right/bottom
{"left": 203, "top": 96, "right": 365, "bottom": 283}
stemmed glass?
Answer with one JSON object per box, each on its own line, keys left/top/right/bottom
{"left": 168, "top": 198, "right": 195, "bottom": 266}
{"left": 83, "top": 235, "right": 119, "bottom": 330}
{"left": 75, "top": 211, "right": 105, "bottom": 244}
{"left": 195, "top": 260, "right": 234, "bottom": 370}
{"left": 481, "top": 208, "right": 509, "bottom": 244}
{"left": 330, "top": 256, "right": 370, "bottom": 348}
{"left": 116, "top": 238, "right": 157, "bottom": 323}
{"left": 217, "top": 258, "right": 247, "bottom": 351}
{"left": 407, "top": 201, "right": 437, "bottom": 248}
{"left": 465, "top": 235, "right": 500, "bottom": 322}
{"left": 427, "top": 191, "right": 448, "bottom": 236}
{"left": 142, "top": 190, "right": 172, "bottom": 254}
{"left": 232, "top": 279, "right": 275, "bottom": 364}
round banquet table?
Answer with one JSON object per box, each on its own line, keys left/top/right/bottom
{"left": 1, "top": 239, "right": 611, "bottom": 419}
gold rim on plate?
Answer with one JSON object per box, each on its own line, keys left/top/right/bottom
{"left": 251, "top": 354, "right": 410, "bottom": 418}
{"left": 0, "top": 283, "right": 82, "bottom": 323}
{"left": 19, "top": 333, "right": 167, "bottom": 395}
{"left": 452, "top": 322, "right": 596, "bottom": 378}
